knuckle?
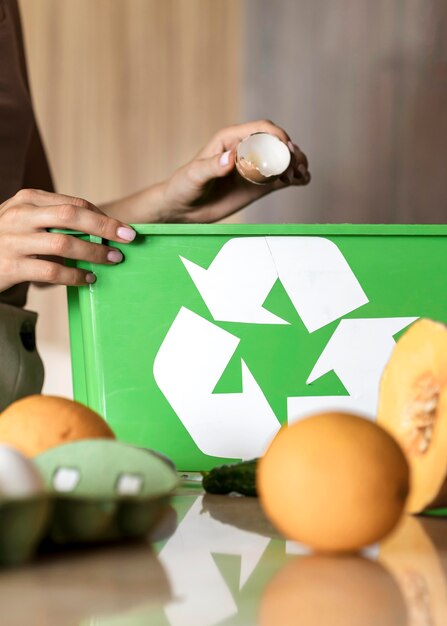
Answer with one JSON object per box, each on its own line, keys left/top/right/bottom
{"left": 57, "top": 203, "right": 77, "bottom": 223}
{"left": 50, "top": 233, "right": 70, "bottom": 255}
{"left": 73, "top": 196, "right": 89, "bottom": 210}
{"left": 186, "top": 163, "right": 202, "bottom": 187}
{"left": 83, "top": 242, "right": 103, "bottom": 262}
{"left": 66, "top": 268, "right": 82, "bottom": 286}
{"left": 258, "top": 119, "right": 288, "bottom": 140}
{"left": 42, "top": 263, "right": 60, "bottom": 283}
{"left": 0, "top": 232, "right": 14, "bottom": 249}
{"left": 0, "top": 256, "right": 16, "bottom": 277}
{"left": 95, "top": 214, "right": 111, "bottom": 236}
{"left": 14, "top": 188, "right": 34, "bottom": 203}
{"left": 186, "top": 163, "right": 197, "bottom": 182}
{"left": 3, "top": 206, "right": 21, "bottom": 223}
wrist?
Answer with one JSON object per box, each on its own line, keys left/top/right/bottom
{"left": 151, "top": 178, "right": 181, "bottom": 223}
{"left": 101, "top": 181, "right": 171, "bottom": 224}
{"left": 143, "top": 180, "right": 171, "bottom": 223}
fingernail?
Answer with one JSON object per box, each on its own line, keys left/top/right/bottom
{"left": 298, "top": 164, "right": 307, "bottom": 177}
{"left": 86, "top": 272, "right": 96, "bottom": 284}
{"left": 287, "top": 141, "right": 295, "bottom": 154}
{"left": 219, "top": 150, "right": 231, "bottom": 167}
{"left": 117, "top": 226, "right": 136, "bottom": 242}
{"left": 107, "top": 249, "right": 123, "bottom": 263}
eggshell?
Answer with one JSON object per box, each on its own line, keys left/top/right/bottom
{"left": 236, "top": 132, "right": 291, "bottom": 184}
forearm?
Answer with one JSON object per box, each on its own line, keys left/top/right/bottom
{"left": 100, "top": 181, "right": 169, "bottom": 224}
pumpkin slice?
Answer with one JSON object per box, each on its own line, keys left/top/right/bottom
{"left": 377, "top": 319, "right": 447, "bottom": 513}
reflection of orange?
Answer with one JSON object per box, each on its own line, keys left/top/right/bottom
{"left": 259, "top": 555, "right": 407, "bottom": 626}
{"left": 257, "top": 413, "right": 409, "bottom": 552}
{"left": 379, "top": 516, "right": 447, "bottom": 626}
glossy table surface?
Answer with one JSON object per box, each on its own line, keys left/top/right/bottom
{"left": 1, "top": 479, "right": 446, "bottom": 626}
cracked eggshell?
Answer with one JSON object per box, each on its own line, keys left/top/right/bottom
{"left": 0, "top": 445, "right": 45, "bottom": 498}
{"left": 236, "top": 132, "right": 291, "bottom": 184}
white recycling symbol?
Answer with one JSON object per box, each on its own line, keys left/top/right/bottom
{"left": 154, "top": 237, "right": 417, "bottom": 460}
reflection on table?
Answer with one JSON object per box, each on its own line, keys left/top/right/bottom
{"left": 1, "top": 486, "right": 447, "bottom": 626}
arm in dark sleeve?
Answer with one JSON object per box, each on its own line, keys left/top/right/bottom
{"left": 9, "top": 0, "right": 54, "bottom": 192}
{"left": 23, "top": 122, "right": 55, "bottom": 192}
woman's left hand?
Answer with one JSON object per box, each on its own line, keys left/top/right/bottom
{"left": 160, "top": 120, "right": 310, "bottom": 223}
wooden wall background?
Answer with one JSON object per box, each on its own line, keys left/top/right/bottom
{"left": 243, "top": 0, "right": 447, "bottom": 224}
{"left": 19, "top": 0, "right": 241, "bottom": 395}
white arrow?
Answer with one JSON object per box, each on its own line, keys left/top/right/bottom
{"left": 181, "top": 236, "right": 369, "bottom": 332}
{"left": 180, "top": 237, "right": 287, "bottom": 324}
{"left": 265, "top": 237, "right": 369, "bottom": 332}
{"left": 288, "top": 317, "right": 417, "bottom": 422}
{"left": 153, "top": 307, "right": 280, "bottom": 459}
{"left": 159, "top": 496, "right": 271, "bottom": 626}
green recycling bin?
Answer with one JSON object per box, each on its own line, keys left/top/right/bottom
{"left": 66, "top": 224, "right": 447, "bottom": 471}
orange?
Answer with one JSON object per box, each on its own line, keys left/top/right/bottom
{"left": 257, "top": 412, "right": 409, "bottom": 553}
{"left": 0, "top": 395, "right": 115, "bottom": 456}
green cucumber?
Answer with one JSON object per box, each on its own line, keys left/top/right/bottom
{"left": 202, "top": 459, "right": 259, "bottom": 497}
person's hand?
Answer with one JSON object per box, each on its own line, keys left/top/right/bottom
{"left": 160, "top": 120, "right": 310, "bottom": 223}
{"left": 0, "top": 188, "right": 137, "bottom": 294}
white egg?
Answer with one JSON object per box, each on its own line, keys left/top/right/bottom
{"left": 0, "top": 445, "right": 45, "bottom": 498}
{"left": 236, "top": 132, "right": 291, "bottom": 184}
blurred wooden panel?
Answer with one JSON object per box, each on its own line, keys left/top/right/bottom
{"left": 243, "top": 0, "right": 447, "bottom": 223}
{"left": 19, "top": 0, "right": 241, "bottom": 203}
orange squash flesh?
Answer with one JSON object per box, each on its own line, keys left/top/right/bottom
{"left": 377, "top": 319, "right": 447, "bottom": 513}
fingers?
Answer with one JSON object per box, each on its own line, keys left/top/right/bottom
{"left": 292, "top": 143, "right": 309, "bottom": 170}
{"left": 14, "top": 233, "right": 124, "bottom": 266}
{"left": 5, "top": 188, "right": 136, "bottom": 242}
{"left": 10, "top": 188, "right": 101, "bottom": 212}
{"left": 285, "top": 143, "right": 311, "bottom": 186}
{"left": 12, "top": 257, "right": 97, "bottom": 287}
{"left": 185, "top": 149, "right": 236, "bottom": 188}
{"left": 219, "top": 120, "right": 290, "bottom": 149}
{"left": 189, "top": 136, "right": 310, "bottom": 191}
{"left": 197, "top": 121, "right": 311, "bottom": 187}
{"left": 31, "top": 204, "right": 136, "bottom": 243}
{"left": 200, "top": 120, "right": 292, "bottom": 158}
{"left": 0, "top": 188, "right": 135, "bottom": 292}
{"left": 238, "top": 119, "right": 291, "bottom": 144}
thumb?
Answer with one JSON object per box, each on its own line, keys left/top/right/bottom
{"left": 188, "top": 149, "right": 235, "bottom": 187}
